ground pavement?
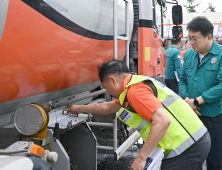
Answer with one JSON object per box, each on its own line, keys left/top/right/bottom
{"left": 97, "top": 144, "right": 208, "bottom": 170}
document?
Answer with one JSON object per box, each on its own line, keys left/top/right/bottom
{"left": 174, "top": 71, "right": 179, "bottom": 82}
{"left": 146, "top": 147, "right": 164, "bottom": 170}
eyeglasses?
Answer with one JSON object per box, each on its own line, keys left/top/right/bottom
{"left": 187, "top": 36, "right": 204, "bottom": 44}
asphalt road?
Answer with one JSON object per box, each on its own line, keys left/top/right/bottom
{"left": 97, "top": 145, "right": 141, "bottom": 170}
{"left": 97, "top": 144, "right": 207, "bottom": 170}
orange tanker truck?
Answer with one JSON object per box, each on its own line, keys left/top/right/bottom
{"left": 0, "top": 0, "right": 182, "bottom": 169}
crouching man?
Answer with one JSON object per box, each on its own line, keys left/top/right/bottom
{"left": 67, "top": 59, "right": 210, "bottom": 170}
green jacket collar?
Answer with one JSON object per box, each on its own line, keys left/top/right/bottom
{"left": 208, "top": 40, "right": 220, "bottom": 55}
{"left": 192, "top": 40, "right": 219, "bottom": 57}
{"left": 170, "top": 45, "right": 177, "bottom": 49}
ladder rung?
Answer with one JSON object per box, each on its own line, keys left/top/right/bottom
{"left": 117, "top": 36, "right": 129, "bottom": 41}
{"left": 87, "top": 122, "right": 114, "bottom": 127}
{"left": 97, "top": 146, "right": 114, "bottom": 150}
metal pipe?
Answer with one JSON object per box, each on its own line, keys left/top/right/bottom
{"left": 113, "top": 112, "right": 118, "bottom": 151}
{"left": 161, "top": 5, "right": 164, "bottom": 39}
{"left": 97, "top": 146, "right": 114, "bottom": 150}
{"left": 125, "top": 0, "right": 129, "bottom": 67}
{"left": 113, "top": 0, "right": 118, "bottom": 59}
{"left": 87, "top": 122, "right": 114, "bottom": 128}
{"left": 114, "top": 131, "right": 141, "bottom": 160}
{"left": 52, "top": 89, "right": 107, "bottom": 109}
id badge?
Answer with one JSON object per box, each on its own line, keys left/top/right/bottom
{"left": 119, "top": 110, "right": 133, "bottom": 123}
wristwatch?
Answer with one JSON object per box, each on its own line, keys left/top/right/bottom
{"left": 194, "top": 98, "right": 200, "bottom": 107}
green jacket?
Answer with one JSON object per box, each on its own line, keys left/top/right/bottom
{"left": 164, "top": 46, "right": 181, "bottom": 79}
{"left": 179, "top": 41, "right": 222, "bottom": 117}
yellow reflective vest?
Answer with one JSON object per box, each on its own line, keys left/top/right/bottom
{"left": 118, "top": 75, "right": 207, "bottom": 159}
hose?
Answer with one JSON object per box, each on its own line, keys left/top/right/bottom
{"left": 0, "top": 149, "right": 28, "bottom": 154}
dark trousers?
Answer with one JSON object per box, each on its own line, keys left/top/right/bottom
{"left": 165, "top": 79, "right": 179, "bottom": 95}
{"left": 199, "top": 114, "right": 222, "bottom": 170}
{"left": 161, "top": 132, "right": 211, "bottom": 170}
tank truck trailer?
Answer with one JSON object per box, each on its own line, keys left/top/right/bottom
{"left": 0, "top": 0, "right": 183, "bottom": 169}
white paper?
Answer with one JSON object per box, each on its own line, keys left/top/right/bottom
{"left": 174, "top": 71, "right": 179, "bottom": 82}
{"left": 148, "top": 154, "right": 164, "bottom": 170}
{"left": 147, "top": 147, "right": 165, "bottom": 170}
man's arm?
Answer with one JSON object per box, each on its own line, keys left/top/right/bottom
{"left": 181, "top": 52, "right": 202, "bottom": 116}
{"left": 179, "top": 52, "right": 189, "bottom": 99}
{"left": 201, "top": 58, "right": 222, "bottom": 103}
{"left": 185, "top": 53, "right": 222, "bottom": 116}
{"left": 131, "top": 107, "right": 171, "bottom": 170}
{"left": 66, "top": 100, "right": 119, "bottom": 115}
{"left": 187, "top": 55, "right": 222, "bottom": 107}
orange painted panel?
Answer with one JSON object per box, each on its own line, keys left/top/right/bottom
{"left": 0, "top": 0, "right": 125, "bottom": 103}
{"left": 138, "top": 27, "right": 165, "bottom": 76}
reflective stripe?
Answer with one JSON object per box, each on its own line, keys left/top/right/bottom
{"left": 162, "top": 93, "right": 180, "bottom": 107}
{"left": 136, "top": 119, "right": 149, "bottom": 132}
{"left": 164, "top": 125, "right": 207, "bottom": 159}
{"left": 192, "top": 125, "right": 207, "bottom": 141}
{"left": 119, "top": 102, "right": 129, "bottom": 109}
{"left": 125, "top": 102, "right": 129, "bottom": 109}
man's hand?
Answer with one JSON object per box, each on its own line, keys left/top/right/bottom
{"left": 185, "top": 97, "right": 189, "bottom": 102}
{"left": 131, "top": 156, "right": 146, "bottom": 170}
{"left": 66, "top": 104, "right": 81, "bottom": 115}
{"left": 185, "top": 98, "right": 201, "bottom": 116}
{"left": 185, "top": 98, "right": 197, "bottom": 110}
{"left": 194, "top": 108, "right": 201, "bottom": 116}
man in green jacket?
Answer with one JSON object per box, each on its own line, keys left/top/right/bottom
{"left": 164, "top": 38, "right": 181, "bottom": 94}
{"left": 179, "top": 16, "right": 222, "bottom": 170}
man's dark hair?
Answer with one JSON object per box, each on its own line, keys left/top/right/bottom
{"left": 187, "top": 16, "right": 214, "bottom": 37}
{"left": 171, "top": 38, "right": 181, "bottom": 45}
{"left": 97, "top": 59, "right": 130, "bottom": 82}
